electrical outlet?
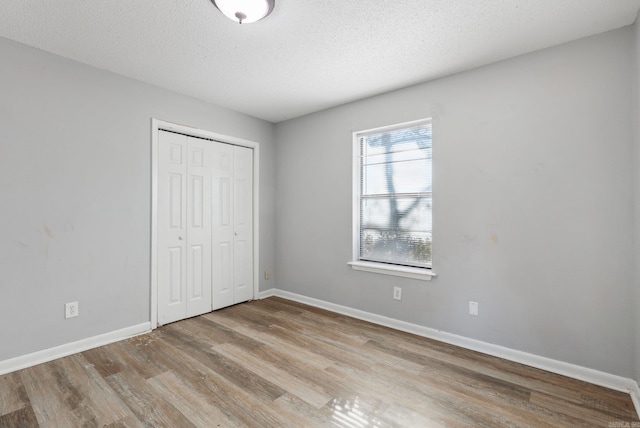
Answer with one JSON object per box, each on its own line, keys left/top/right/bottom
{"left": 264, "top": 270, "right": 270, "bottom": 280}
{"left": 393, "top": 287, "right": 402, "bottom": 301}
{"left": 65, "top": 301, "right": 79, "bottom": 319}
{"left": 469, "top": 301, "right": 478, "bottom": 316}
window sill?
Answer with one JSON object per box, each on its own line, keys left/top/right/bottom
{"left": 348, "top": 261, "right": 436, "bottom": 281}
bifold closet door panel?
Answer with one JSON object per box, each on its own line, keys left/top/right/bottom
{"left": 157, "top": 131, "right": 188, "bottom": 325}
{"left": 185, "top": 137, "right": 213, "bottom": 318}
{"left": 232, "top": 145, "right": 253, "bottom": 304}
{"left": 211, "top": 142, "right": 235, "bottom": 310}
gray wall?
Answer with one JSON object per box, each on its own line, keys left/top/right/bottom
{"left": 0, "top": 37, "right": 276, "bottom": 361}
{"left": 275, "top": 28, "right": 636, "bottom": 378}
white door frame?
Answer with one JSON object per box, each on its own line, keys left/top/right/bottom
{"left": 150, "top": 118, "right": 260, "bottom": 329}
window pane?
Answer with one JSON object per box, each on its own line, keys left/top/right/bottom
{"left": 362, "top": 126, "right": 431, "bottom": 158}
{"left": 362, "top": 157, "right": 432, "bottom": 195}
{"left": 356, "top": 119, "right": 432, "bottom": 269}
{"left": 360, "top": 229, "right": 432, "bottom": 267}
{"left": 361, "top": 197, "right": 432, "bottom": 232}
{"left": 363, "top": 147, "right": 432, "bottom": 166}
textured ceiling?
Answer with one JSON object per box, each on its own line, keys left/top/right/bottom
{"left": 1, "top": 0, "right": 639, "bottom": 123}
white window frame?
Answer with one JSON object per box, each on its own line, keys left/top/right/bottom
{"left": 348, "top": 118, "right": 436, "bottom": 281}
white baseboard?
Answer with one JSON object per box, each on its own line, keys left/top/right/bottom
{"left": 257, "top": 288, "right": 277, "bottom": 299}
{"left": 0, "top": 322, "right": 151, "bottom": 376}
{"left": 271, "top": 289, "right": 639, "bottom": 397}
{"left": 631, "top": 382, "right": 640, "bottom": 419}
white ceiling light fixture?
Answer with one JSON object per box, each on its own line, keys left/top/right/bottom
{"left": 211, "top": 0, "right": 275, "bottom": 24}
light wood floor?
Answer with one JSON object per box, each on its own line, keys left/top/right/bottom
{"left": 0, "top": 297, "right": 638, "bottom": 427}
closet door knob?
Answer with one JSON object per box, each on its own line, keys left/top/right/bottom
{"left": 179, "top": 236, "right": 183, "bottom": 240}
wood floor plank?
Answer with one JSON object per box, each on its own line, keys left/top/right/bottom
{"left": 82, "top": 334, "right": 168, "bottom": 381}
{"left": 148, "top": 335, "right": 301, "bottom": 427}
{"left": 272, "top": 393, "right": 334, "bottom": 426}
{"left": 81, "top": 345, "right": 126, "bottom": 378}
{"left": 101, "top": 415, "right": 145, "bottom": 428}
{"left": 0, "top": 404, "right": 39, "bottom": 427}
{"left": 323, "top": 356, "right": 485, "bottom": 426}
{"left": 20, "top": 353, "right": 137, "bottom": 427}
{"left": 251, "top": 296, "right": 305, "bottom": 316}
{"left": 174, "top": 315, "right": 263, "bottom": 351}
{"left": 1, "top": 297, "right": 637, "bottom": 427}
{"left": 257, "top": 302, "right": 371, "bottom": 345}
{"left": 323, "top": 364, "right": 466, "bottom": 427}
{"left": 0, "top": 372, "right": 30, "bottom": 416}
{"left": 160, "top": 324, "right": 286, "bottom": 403}
{"left": 125, "top": 333, "right": 257, "bottom": 427}
{"left": 214, "top": 342, "right": 333, "bottom": 409}
{"left": 368, "top": 328, "right": 581, "bottom": 400}
{"left": 19, "top": 361, "right": 78, "bottom": 427}
{"left": 209, "top": 309, "right": 425, "bottom": 375}
{"left": 530, "top": 391, "right": 612, "bottom": 426}
{"left": 72, "top": 354, "right": 141, "bottom": 425}
{"left": 147, "top": 371, "right": 237, "bottom": 427}
{"left": 203, "top": 312, "right": 336, "bottom": 371}
{"left": 253, "top": 304, "right": 372, "bottom": 349}
{"left": 106, "top": 369, "right": 197, "bottom": 428}
{"left": 241, "top": 342, "right": 348, "bottom": 398}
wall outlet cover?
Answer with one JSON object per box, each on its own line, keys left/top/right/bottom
{"left": 469, "top": 301, "right": 479, "bottom": 316}
{"left": 65, "top": 301, "right": 79, "bottom": 319}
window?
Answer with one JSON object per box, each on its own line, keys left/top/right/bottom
{"left": 350, "top": 119, "right": 435, "bottom": 280}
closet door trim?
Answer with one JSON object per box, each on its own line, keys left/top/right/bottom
{"left": 151, "top": 118, "right": 260, "bottom": 329}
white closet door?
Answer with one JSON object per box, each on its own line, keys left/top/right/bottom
{"left": 158, "top": 130, "right": 254, "bottom": 320}
{"left": 185, "top": 137, "right": 213, "bottom": 317}
{"left": 157, "top": 131, "right": 188, "bottom": 325}
{"left": 158, "top": 132, "right": 215, "bottom": 324}
{"left": 212, "top": 143, "right": 254, "bottom": 310}
{"left": 233, "top": 145, "right": 253, "bottom": 304}
{"left": 212, "top": 143, "right": 235, "bottom": 310}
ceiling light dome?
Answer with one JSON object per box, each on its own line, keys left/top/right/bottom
{"left": 211, "top": 0, "right": 275, "bottom": 24}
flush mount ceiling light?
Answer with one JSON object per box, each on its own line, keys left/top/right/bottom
{"left": 211, "top": 0, "right": 275, "bottom": 24}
